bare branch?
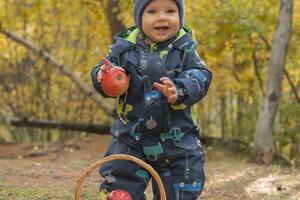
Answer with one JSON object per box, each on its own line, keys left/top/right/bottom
{"left": 98, "top": 0, "right": 105, "bottom": 8}
{"left": 10, "top": 117, "right": 110, "bottom": 134}
{"left": 249, "top": 35, "right": 265, "bottom": 96}
{"left": 258, "top": 32, "right": 271, "bottom": 50}
{"left": 284, "top": 68, "right": 300, "bottom": 104}
{"left": 251, "top": 51, "right": 265, "bottom": 96}
{"left": 0, "top": 28, "right": 115, "bottom": 117}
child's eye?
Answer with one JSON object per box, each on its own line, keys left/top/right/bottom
{"left": 167, "top": 9, "right": 177, "bottom": 13}
{"left": 146, "top": 9, "right": 156, "bottom": 14}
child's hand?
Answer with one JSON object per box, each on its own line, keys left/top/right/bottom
{"left": 97, "top": 58, "right": 112, "bottom": 83}
{"left": 97, "top": 58, "right": 125, "bottom": 83}
{"left": 153, "top": 77, "right": 178, "bottom": 104}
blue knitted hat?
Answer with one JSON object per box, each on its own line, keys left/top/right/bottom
{"left": 134, "top": 0, "right": 185, "bottom": 32}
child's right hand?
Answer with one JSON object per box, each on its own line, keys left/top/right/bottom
{"left": 153, "top": 77, "right": 178, "bottom": 104}
{"left": 97, "top": 58, "right": 113, "bottom": 83}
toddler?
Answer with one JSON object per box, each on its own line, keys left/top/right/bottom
{"left": 91, "top": 0, "right": 212, "bottom": 199}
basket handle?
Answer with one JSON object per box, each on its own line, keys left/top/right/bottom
{"left": 75, "top": 154, "right": 166, "bottom": 200}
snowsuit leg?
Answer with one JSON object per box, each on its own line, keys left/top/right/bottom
{"left": 141, "top": 133, "right": 205, "bottom": 200}
{"left": 99, "top": 136, "right": 149, "bottom": 200}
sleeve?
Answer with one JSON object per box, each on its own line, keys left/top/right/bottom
{"left": 173, "top": 50, "right": 212, "bottom": 105}
{"left": 91, "top": 55, "right": 118, "bottom": 98}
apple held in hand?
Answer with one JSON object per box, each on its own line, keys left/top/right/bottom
{"left": 106, "top": 189, "right": 132, "bottom": 200}
{"left": 101, "top": 59, "right": 129, "bottom": 97}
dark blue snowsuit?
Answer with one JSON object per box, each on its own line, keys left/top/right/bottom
{"left": 91, "top": 26, "right": 212, "bottom": 200}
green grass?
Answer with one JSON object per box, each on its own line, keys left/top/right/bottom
{"left": 0, "top": 184, "right": 104, "bottom": 200}
{"left": 0, "top": 185, "right": 71, "bottom": 200}
{"left": 0, "top": 126, "right": 13, "bottom": 143}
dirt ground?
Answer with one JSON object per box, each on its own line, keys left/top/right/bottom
{"left": 0, "top": 134, "right": 299, "bottom": 200}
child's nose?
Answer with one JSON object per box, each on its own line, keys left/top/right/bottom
{"left": 158, "top": 12, "right": 167, "bottom": 20}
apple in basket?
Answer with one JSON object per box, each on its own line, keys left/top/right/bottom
{"left": 101, "top": 58, "right": 129, "bottom": 97}
{"left": 106, "top": 189, "right": 132, "bottom": 200}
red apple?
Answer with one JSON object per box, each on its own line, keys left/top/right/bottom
{"left": 106, "top": 189, "right": 132, "bottom": 200}
{"left": 101, "top": 59, "right": 129, "bottom": 97}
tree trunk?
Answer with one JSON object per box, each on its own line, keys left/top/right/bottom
{"left": 257, "top": 29, "right": 300, "bottom": 104}
{"left": 105, "top": 0, "right": 126, "bottom": 39}
{"left": 220, "top": 94, "right": 227, "bottom": 138}
{"left": 254, "top": 0, "right": 293, "bottom": 164}
{"left": 236, "top": 93, "right": 244, "bottom": 139}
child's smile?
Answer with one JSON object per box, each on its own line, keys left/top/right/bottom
{"left": 142, "top": 0, "right": 180, "bottom": 44}
{"left": 154, "top": 25, "right": 172, "bottom": 34}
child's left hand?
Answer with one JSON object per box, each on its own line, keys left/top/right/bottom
{"left": 153, "top": 77, "right": 178, "bottom": 104}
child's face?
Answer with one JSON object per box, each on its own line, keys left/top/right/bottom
{"left": 142, "top": 0, "right": 180, "bottom": 43}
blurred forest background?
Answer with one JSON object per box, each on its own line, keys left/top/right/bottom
{"left": 0, "top": 0, "right": 299, "bottom": 165}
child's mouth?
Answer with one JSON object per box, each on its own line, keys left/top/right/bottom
{"left": 154, "top": 26, "right": 169, "bottom": 32}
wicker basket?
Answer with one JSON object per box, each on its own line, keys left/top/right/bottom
{"left": 75, "top": 154, "right": 166, "bottom": 200}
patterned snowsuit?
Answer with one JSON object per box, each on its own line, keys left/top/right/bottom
{"left": 91, "top": 26, "right": 212, "bottom": 200}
